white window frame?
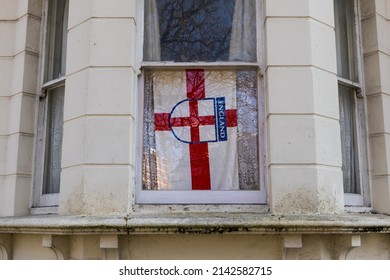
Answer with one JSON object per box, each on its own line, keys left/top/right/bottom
{"left": 32, "top": 0, "right": 68, "bottom": 209}
{"left": 335, "top": 0, "right": 371, "bottom": 207}
{"left": 135, "top": 0, "right": 267, "bottom": 205}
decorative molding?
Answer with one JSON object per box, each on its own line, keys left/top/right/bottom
{"left": 1, "top": 214, "right": 390, "bottom": 235}
{"left": 100, "top": 235, "right": 119, "bottom": 249}
{"left": 282, "top": 234, "right": 302, "bottom": 260}
{"left": 0, "top": 234, "right": 12, "bottom": 260}
{"left": 0, "top": 245, "right": 9, "bottom": 260}
{"left": 338, "top": 235, "right": 361, "bottom": 260}
{"left": 42, "top": 235, "right": 66, "bottom": 260}
{"left": 100, "top": 235, "right": 119, "bottom": 260}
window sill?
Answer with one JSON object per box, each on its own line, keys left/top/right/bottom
{"left": 140, "top": 61, "right": 261, "bottom": 70}
{"left": 30, "top": 207, "right": 59, "bottom": 215}
{"left": 344, "top": 206, "right": 373, "bottom": 214}
{"left": 0, "top": 213, "right": 390, "bottom": 235}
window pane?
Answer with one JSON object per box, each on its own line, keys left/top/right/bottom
{"left": 45, "top": 0, "right": 69, "bottom": 81}
{"left": 334, "top": 0, "right": 358, "bottom": 82}
{"left": 144, "top": 0, "right": 257, "bottom": 62}
{"left": 43, "top": 86, "right": 65, "bottom": 194}
{"left": 143, "top": 69, "right": 259, "bottom": 191}
{"left": 338, "top": 84, "right": 360, "bottom": 194}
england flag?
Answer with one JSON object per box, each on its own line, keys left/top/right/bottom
{"left": 153, "top": 69, "right": 239, "bottom": 190}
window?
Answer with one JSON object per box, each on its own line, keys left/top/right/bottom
{"left": 33, "top": 0, "right": 69, "bottom": 208}
{"left": 334, "top": 0, "right": 370, "bottom": 206}
{"left": 137, "top": 0, "right": 265, "bottom": 204}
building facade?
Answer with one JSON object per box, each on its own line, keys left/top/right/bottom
{"left": 0, "top": 0, "right": 390, "bottom": 259}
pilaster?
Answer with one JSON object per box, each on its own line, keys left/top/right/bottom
{"left": 361, "top": 0, "right": 390, "bottom": 214}
{"left": 59, "top": 0, "right": 137, "bottom": 215}
{"left": 0, "top": 0, "right": 42, "bottom": 216}
{"left": 265, "top": 0, "right": 344, "bottom": 214}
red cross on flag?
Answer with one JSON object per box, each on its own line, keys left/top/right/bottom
{"left": 153, "top": 70, "right": 239, "bottom": 190}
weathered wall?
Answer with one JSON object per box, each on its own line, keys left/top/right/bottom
{"left": 58, "top": 0, "right": 137, "bottom": 215}
{"left": 265, "top": 0, "right": 344, "bottom": 214}
{"left": 0, "top": 0, "right": 41, "bottom": 216}
{"left": 361, "top": 0, "right": 390, "bottom": 214}
{"left": 2, "top": 233, "right": 389, "bottom": 260}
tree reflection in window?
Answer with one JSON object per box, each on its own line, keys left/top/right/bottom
{"left": 157, "top": 0, "right": 235, "bottom": 62}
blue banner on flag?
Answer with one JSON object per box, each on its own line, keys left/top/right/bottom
{"left": 215, "top": 97, "right": 227, "bottom": 142}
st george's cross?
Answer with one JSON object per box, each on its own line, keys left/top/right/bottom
{"left": 152, "top": 69, "right": 239, "bottom": 190}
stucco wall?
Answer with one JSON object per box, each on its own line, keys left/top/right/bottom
{"left": 0, "top": 0, "right": 40, "bottom": 216}
{"left": 361, "top": 0, "right": 390, "bottom": 213}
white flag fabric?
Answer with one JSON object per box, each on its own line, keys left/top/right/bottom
{"left": 153, "top": 70, "right": 239, "bottom": 190}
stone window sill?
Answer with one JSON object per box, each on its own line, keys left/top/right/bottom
{"left": 0, "top": 213, "right": 390, "bottom": 235}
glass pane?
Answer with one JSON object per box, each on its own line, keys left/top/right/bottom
{"left": 144, "top": 0, "right": 257, "bottom": 62}
{"left": 334, "top": 0, "right": 358, "bottom": 82}
{"left": 143, "top": 69, "right": 259, "bottom": 191}
{"left": 338, "top": 84, "right": 360, "bottom": 194}
{"left": 45, "top": 0, "right": 69, "bottom": 81}
{"left": 43, "top": 86, "right": 65, "bottom": 194}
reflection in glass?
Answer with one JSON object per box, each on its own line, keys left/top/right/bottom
{"left": 144, "top": 0, "right": 257, "bottom": 62}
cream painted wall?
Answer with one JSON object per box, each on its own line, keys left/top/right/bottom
{"left": 361, "top": 0, "right": 390, "bottom": 213}
{"left": 265, "top": 0, "right": 343, "bottom": 214}
{"left": 128, "top": 235, "right": 282, "bottom": 260}
{"left": 58, "top": 0, "right": 137, "bottom": 215}
{"left": 0, "top": 0, "right": 386, "bottom": 216}
{"left": 0, "top": 0, "right": 41, "bottom": 216}
{"left": 4, "top": 233, "right": 390, "bottom": 260}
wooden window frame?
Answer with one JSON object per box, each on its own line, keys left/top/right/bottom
{"left": 335, "top": 0, "right": 371, "bottom": 207}
{"left": 32, "top": 0, "right": 68, "bottom": 210}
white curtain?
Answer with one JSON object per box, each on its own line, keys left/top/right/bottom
{"left": 338, "top": 85, "right": 359, "bottom": 194}
{"left": 43, "top": 86, "right": 65, "bottom": 194}
{"left": 229, "top": 0, "right": 257, "bottom": 61}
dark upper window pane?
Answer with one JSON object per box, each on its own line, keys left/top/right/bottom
{"left": 334, "top": 0, "right": 358, "bottom": 82}
{"left": 144, "top": 0, "right": 257, "bottom": 62}
{"left": 45, "top": 0, "right": 68, "bottom": 82}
